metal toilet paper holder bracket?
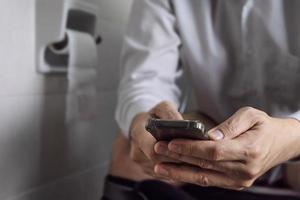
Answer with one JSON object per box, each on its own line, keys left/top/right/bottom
{"left": 35, "top": 0, "right": 100, "bottom": 74}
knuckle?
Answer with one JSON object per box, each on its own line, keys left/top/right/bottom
{"left": 196, "top": 160, "right": 212, "bottom": 169}
{"left": 239, "top": 180, "right": 254, "bottom": 188}
{"left": 248, "top": 145, "right": 261, "bottom": 159}
{"left": 152, "top": 102, "right": 166, "bottom": 112}
{"left": 168, "top": 169, "right": 179, "bottom": 180}
{"left": 159, "top": 101, "right": 171, "bottom": 109}
{"left": 244, "top": 167, "right": 260, "bottom": 180}
{"left": 242, "top": 107, "right": 268, "bottom": 122}
{"left": 154, "top": 101, "right": 178, "bottom": 119}
{"left": 234, "top": 187, "right": 246, "bottom": 191}
{"left": 241, "top": 106, "right": 256, "bottom": 114}
{"left": 171, "top": 152, "right": 183, "bottom": 160}
{"left": 160, "top": 101, "right": 169, "bottom": 106}
{"left": 165, "top": 110, "right": 175, "bottom": 119}
{"left": 223, "top": 118, "right": 238, "bottom": 135}
{"left": 244, "top": 107, "right": 259, "bottom": 119}
{"left": 195, "top": 174, "right": 209, "bottom": 186}
{"left": 231, "top": 168, "right": 244, "bottom": 178}
{"left": 210, "top": 146, "right": 223, "bottom": 161}
{"left": 148, "top": 150, "right": 157, "bottom": 161}
{"left": 186, "top": 143, "right": 196, "bottom": 155}
{"left": 151, "top": 107, "right": 159, "bottom": 115}
{"left": 237, "top": 164, "right": 261, "bottom": 181}
{"left": 251, "top": 112, "right": 266, "bottom": 122}
{"left": 247, "top": 165, "right": 261, "bottom": 180}
{"left": 261, "top": 111, "right": 269, "bottom": 118}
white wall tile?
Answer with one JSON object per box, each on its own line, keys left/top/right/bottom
{"left": 97, "top": 0, "right": 132, "bottom": 24}
{"left": 0, "top": 90, "right": 117, "bottom": 200}
{"left": 6, "top": 164, "right": 109, "bottom": 200}
{"left": 0, "top": 0, "right": 131, "bottom": 199}
{"left": 0, "top": 0, "right": 35, "bottom": 76}
{"left": 0, "top": 75, "right": 68, "bottom": 96}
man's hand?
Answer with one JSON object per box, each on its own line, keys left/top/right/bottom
{"left": 129, "top": 101, "right": 183, "bottom": 178}
{"left": 154, "top": 107, "right": 300, "bottom": 190}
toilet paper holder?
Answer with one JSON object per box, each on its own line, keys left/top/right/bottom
{"left": 35, "top": 0, "right": 100, "bottom": 74}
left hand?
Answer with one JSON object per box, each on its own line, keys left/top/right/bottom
{"left": 154, "top": 107, "right": 300, "bottom": 190}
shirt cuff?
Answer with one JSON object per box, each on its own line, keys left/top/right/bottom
{"left": 288, "top": 110, "right": 300, "bottom": 122}
{"left": 115, "top": 98, "right": 161, "bottom": 138}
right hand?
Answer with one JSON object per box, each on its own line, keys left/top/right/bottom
{"left": 129, "top": 101, "right": 183, "bottom": 178}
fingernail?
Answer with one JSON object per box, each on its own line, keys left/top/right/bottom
{"left": 208, "top": 130, "right": 224, "bottom": 140}
{"left": 155, "top": 165, "right": 169, "bottom": 176}
{"left": 155, "top": 143, "right": 168, "bottom": 154}
{"left": 169, "top": 143, "right": 182, "bottom": 153}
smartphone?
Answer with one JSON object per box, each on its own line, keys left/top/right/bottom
{"left": 145, "top": 118, "right": 209, "bottom": 141}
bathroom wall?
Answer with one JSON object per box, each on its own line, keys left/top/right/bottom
{"left": 0, "top": 0, "right": 132, "bottom": 199}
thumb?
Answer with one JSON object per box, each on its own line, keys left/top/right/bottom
{"left": 150, "top": 101, "right": 183, "bottom": 120}
{"left": 208, "top": 107, "right": 264, "bottom": 140}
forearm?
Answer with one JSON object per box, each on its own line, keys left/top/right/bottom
{"left": 288, "top": 118, "right": 300, "bottom": 159}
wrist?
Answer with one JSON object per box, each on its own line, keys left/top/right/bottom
{"left": 129, "top": 112, "right": 149, "bottom": 140}
{"left": 287, "top": 118, "right": 300, "bottom": 160}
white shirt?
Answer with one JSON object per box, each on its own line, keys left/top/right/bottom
{"left": 115, "top": 0, "right": 300, "bottom": 194}
{"left": 116, "top": 0, "right": 300, "bottom": 136}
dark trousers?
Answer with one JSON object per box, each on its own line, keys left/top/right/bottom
{"left": 101, "top": 175, "right": 300, "bottom": 200}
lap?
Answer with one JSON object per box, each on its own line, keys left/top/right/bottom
{"left": 102, "top": 175, "right": 300, "bottom": 200}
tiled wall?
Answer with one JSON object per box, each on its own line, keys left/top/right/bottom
{"left": 0, "top": 0, "right": 132, "bottom": 199}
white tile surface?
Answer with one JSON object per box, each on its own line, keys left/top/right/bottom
{"left": 0, "top": 0, "right": 35, "bottom": 76}
{"left": 0, "top": 90, "right": 117, "bottom": 200}
{"left": 0, "top": 0, "right": 130, "bottom": 199}
{"left": 6, "top": 164, "right": 109, "bottom": 200}
{"left": 0, "top": 75, "right": 68, "bottom": 96}
{"left": 97, "top": 0, "right": 132, "bottom": 24}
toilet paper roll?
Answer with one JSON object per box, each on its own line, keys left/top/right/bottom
{"left": 48, "top": 34, "right": 69, "bottom": 55}
{"left": 65, "top": 29, "right": 98, "bottom": 123}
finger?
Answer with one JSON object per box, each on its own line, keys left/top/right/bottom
{"left": 208, "top": 107, "right": 268, "bottom": 140}
{"left": 142, "top": 163, "right": 173, "bottom": 182}
{"left": 150, "top": 101, "right": 183, "bottom": 120}
{"left": 154, "top": 163, "right": 242, "bottom": 189}
{"left": 155, "top": 142, "right": 233, "bottom": 170}
{"left": 133, "top": 138, "right": 180, "bottom": 164}
{"left": 154, "top": 142, "right": 183, "bottom": 162}
{"left": 168, "top": 139, "right": 247, "bottom": 161}
{"left": 155, "top": 142, "right": 245, "bottom": 175}
{"left": 130, "top": 145, "right": 179, "bottom": 181}
{"left": 170, "top": 156, "right": 248, "bottom": 179}
{"left": 140, "top": 137, "right": 179, "bottom": 163}
{"left": 154, "top": 154, "right": 182, "bottom": 164}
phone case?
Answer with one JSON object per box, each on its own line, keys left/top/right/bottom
{"left": 145, "top": 118, "right": 209, "bottom": 141}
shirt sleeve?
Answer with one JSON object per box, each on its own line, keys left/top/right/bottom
{"left": 115, "top": 0, "right": 182, "bottom": 137}
{"left": 288, "top": 110, "right": 300, "bottom": 122}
